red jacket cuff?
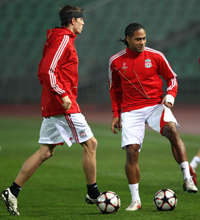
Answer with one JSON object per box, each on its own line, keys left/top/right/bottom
{"left": 60, "top": 92, "right": 68, "bottom": 98}
{"left": 113, "top": 111, "right": 120, "bottom": 118}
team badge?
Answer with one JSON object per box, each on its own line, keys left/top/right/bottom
{"left": 79, "top": 130, "right": 87, "bottom": 138}
{"left": 145, "top": 59, "right": 152, "bottom": 68}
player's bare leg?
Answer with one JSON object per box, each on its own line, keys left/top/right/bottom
{"left": 15, "top": 144, "right": 56, "bottom": 186}
{"left": 125, "top": 144, "right": 141, "bottom": 211}
{"left": 125, "top": 144, "right": 140, "bottom": 184}
{"left": 162, "top": 122, "right": 187, "bottom": 162}
{"left": 1, "top": 144, "right": 56, "bottom": 216}
{"left": 81, "top": 137, "right": 97, "bottom": 184}
{"left": 162, "top": 122, "right": 198, "bottom": 192}
{"left": 82, "top": 137, "right": 100, "bottom": 204}
{"left": 170, "top": 139, "right": 197, "bottom": 185}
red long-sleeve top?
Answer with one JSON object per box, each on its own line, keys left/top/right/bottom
{"left": 109, "top": 47, "right": 178, "bottom": 117}
{"left": 38, "top": 27, "right": 80, "bottom": 117}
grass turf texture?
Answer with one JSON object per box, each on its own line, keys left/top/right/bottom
{"left": 0, "top": 117, "right": 200, "bottom": 220}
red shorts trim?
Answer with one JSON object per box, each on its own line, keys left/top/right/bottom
{"left": 65, "top": 114, "right": 80, "bottom": 143}
{"left": 160, "top": 109, "right": 167, "bottom": 135}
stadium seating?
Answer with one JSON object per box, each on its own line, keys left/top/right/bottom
{"left": 166, "top": 36, "right": 200, "bottom": 77}
{"left": 0, "top": 0, "right": 199, "bottom": 103}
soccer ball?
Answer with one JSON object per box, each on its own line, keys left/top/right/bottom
{"left": 154, "top": 188, "right": 177, "bottom": 211}
{"left": 97, "top": 191, "right": 121, "bottom": 214}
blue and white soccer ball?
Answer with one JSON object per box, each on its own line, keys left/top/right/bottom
{"left": 97, "top": 191, "right": 121, "bottom": 214}
{"left": 154, "top": 188, "right": 177, "bottom": 211}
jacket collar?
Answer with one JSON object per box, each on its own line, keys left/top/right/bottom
{"left": 64, "top": 28, "right": 77, "bottom": 39}
{"left": 126, "top": 47, "right": 143, "bottom": 57}
{"left": 47, "top": 27, "right": 77, "bottom": 40}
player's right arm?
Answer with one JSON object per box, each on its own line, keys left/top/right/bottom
{"left": 111, "top": 117, "right": 121, "bottom": 134}
{"left": 61, "top": 95, "right": 72, "bottom": 110}
{"left": 109, "top": 60, "right": 122, "bottom": 133}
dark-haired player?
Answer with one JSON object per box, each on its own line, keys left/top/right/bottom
{"left": 109, "top": 22, "right": 198, "bottom": 211}
{"left": 1, "top": 5, "right": 101, "bottom": 216}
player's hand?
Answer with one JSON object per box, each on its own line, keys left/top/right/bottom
{"left": 61, "top": 96, "right": 72, "bottom": 110}
{"left": 111, "top": 117, "right": 121, "bottom": 134}
{"left": 164, "top": 102, "right": 173, "bottom": 108}
{"left": 161, "top": 96, "right": 173, "bottom": 108}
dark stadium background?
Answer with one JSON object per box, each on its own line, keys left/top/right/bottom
{"left": 0, "top": 0, "right": 199, "bottom": 134}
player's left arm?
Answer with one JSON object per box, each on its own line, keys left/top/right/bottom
{"left": 159, "top": 53, "right": 178, "bottom": 108}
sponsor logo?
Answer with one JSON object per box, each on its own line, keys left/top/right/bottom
{"left": 121, "top": 62, "right": 128, "bottom": 74}
{"left": 122, "top": 62, "right": 128, "bottom": 70}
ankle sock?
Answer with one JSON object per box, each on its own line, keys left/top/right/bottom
{"left": 87, "top": 183, "right": 100, "bottom": 199}
{"left": 128, "top": 183, "right": 140, "bottom": 203}
{"left": 180, "top": 161, "right": 191, "bottom": 180}
{"left": 10, "top": 182, "right": 21, "bottom": 198}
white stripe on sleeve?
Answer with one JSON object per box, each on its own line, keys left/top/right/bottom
{"left": 48, "top": 35, "right": 69, "bottom": 95}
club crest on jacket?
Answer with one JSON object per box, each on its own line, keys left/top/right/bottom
{"left": 145, "top": 59, "right": 152, "bottom": 68}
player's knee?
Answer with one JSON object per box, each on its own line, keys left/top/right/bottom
{"left": 89, "top": 137, "right": 98, "bottom": 150}
{"left": 126, "top": 144, "right": 140, "bottom": 152}
{"left": 92, "top": 137, "right": 98, "bottom": 148}
{"left": 126, "top": 144, "right": 140, "bottom": 164}
{"left": 40, "top": 150, "right": 53, "bottom": 161}
{"left": 162, "top": 123, "right": 177, "bottom": 139}
{"left": 83, "top": 137, "right": 97, "bottom": 156}
{"left": 39, "top": 145, "right": 55, "bottom": 161}
{"left": 46, "top": 150, "right": 54, "bottom": 159}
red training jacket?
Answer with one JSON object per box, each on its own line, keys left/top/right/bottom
{"left": 109, "top": 47, "right": 178, "bottom": 117}
{"left": 38, "top": 27, "right": 80, "bottom": 117}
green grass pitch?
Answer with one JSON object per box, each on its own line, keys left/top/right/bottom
{"left": 0, "top": 117, "right": 200, "bottom": 220}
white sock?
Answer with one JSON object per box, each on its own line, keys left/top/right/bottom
{"left": 190, "top": 156, "right": 200, "bottom": 170}
{"left": 180, "top": 161, "right": 191, "bottom": 180}
{"left": 128, "top": 183, "right": 140, "bottom": 203}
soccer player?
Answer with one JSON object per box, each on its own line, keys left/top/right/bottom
{"left": 1, "top": 5, "right": 100, "bottom": 216}
{"left": 108, "top": 23, "right": 198, "bottom": 211}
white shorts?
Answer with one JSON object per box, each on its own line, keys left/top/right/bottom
{"left": 121, "top": 104, "right": 177, "bottom": 148}
{"left": 38, "top": 113, "right": 94, "bottom": 147}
